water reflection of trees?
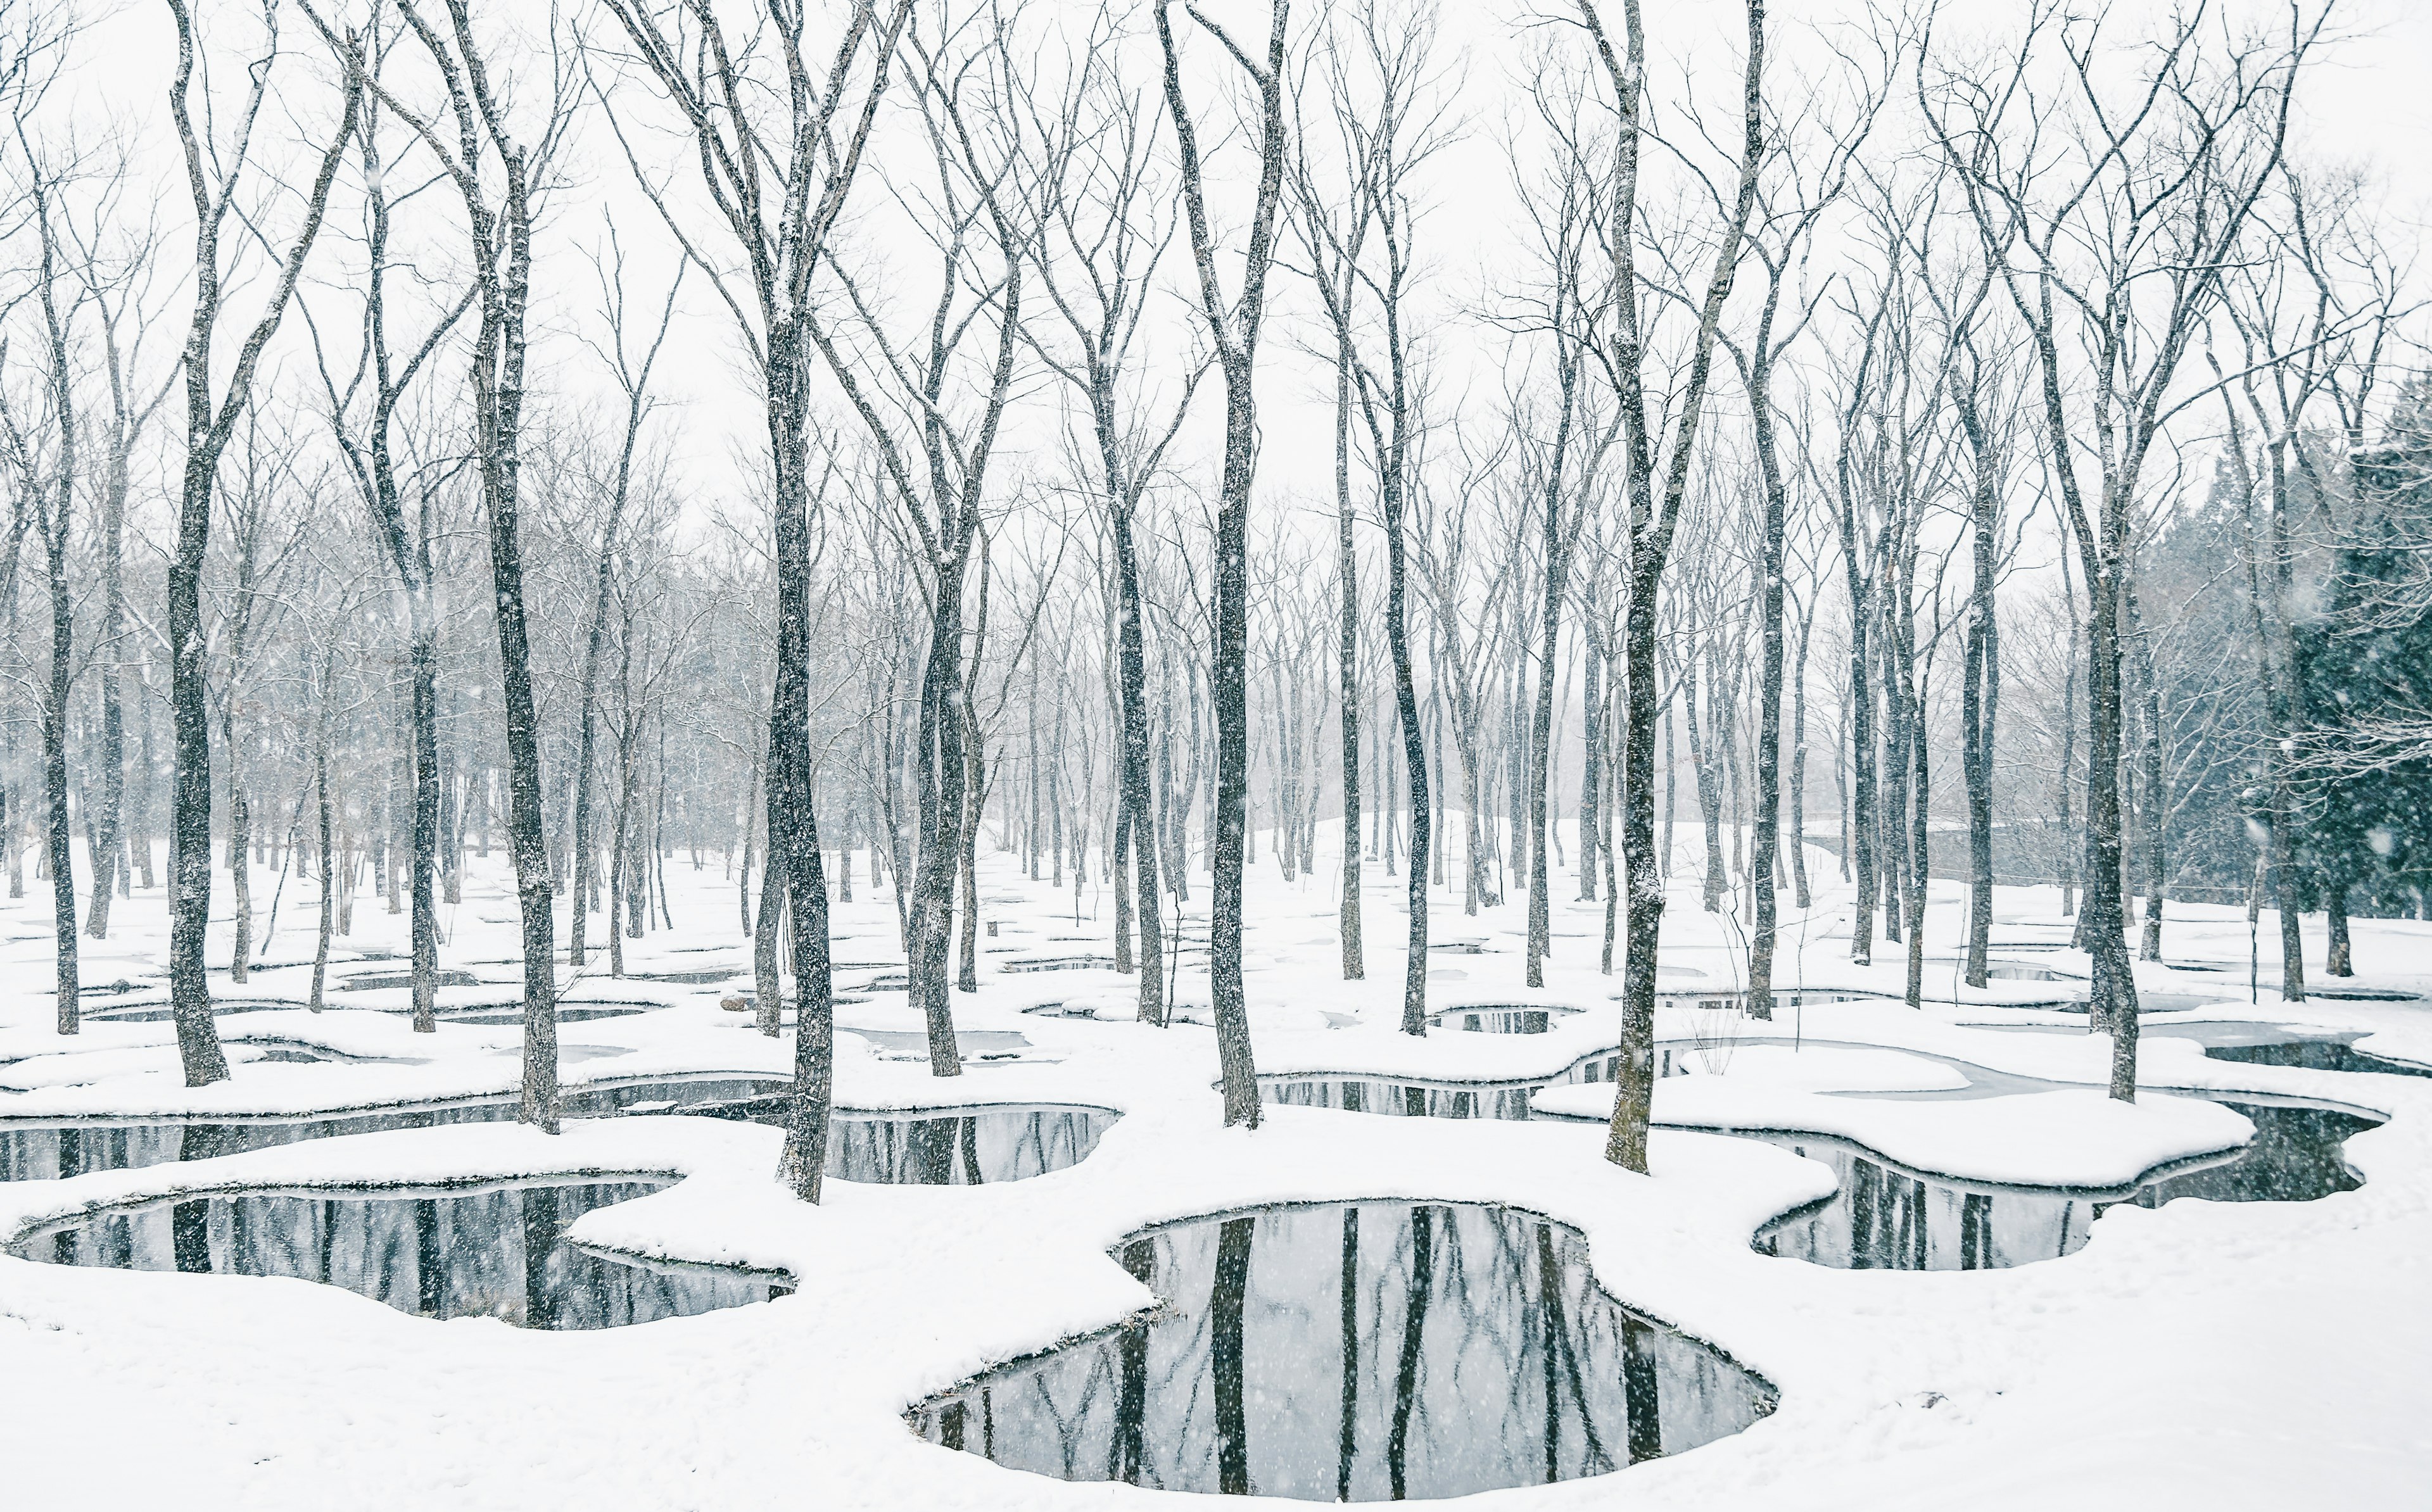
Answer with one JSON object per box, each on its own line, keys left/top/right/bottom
{"left": 1754, "top": 1102, "right": 2374, "bottom": 1271}
{"left": 25, "top": 1180, "right": 773, "bottom": 1329}
{"left": 913, "top": 1200, "right": 1770, "bottom": 1500}
{"left": 825, "top": 1107, "right": 1108, "bottom": 1185}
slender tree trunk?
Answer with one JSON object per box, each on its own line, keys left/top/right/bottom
{"left": 310, "top": 650, "right": 336, "bottom": 1012}
{"left": 1111, "top": 509, "right": 1164, "bottom": 1020}
{"left": 1334, "top": 358, "right": 1364, "bottom": 979}
{"left": 1155, "top": 0, "right": 1288, "bottom": 1128}
{"left": 84, "top": 472, "right": 129, "bottom": 940}
{"left": 42, "top": 503, "right": 75, "bottom": 1034}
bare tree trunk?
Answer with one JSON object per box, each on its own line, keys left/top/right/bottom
{"left": 2128, "top": 581, "right": 2165, "bottom": 961}
{"left": 1589, "top": 0, "right": 1765, "bottom": 1174}
{"left": 1158, "top": 0, "right": 1288, "bottom": 1126}
{"left": 1334, "top": 358, "right": 1364, "bottom": 978}
{"left": 310, "top": 642, "right": 336, "bottom": 1012}
{"left": 162, "top": 5, "right": 357, "bottom": 1085}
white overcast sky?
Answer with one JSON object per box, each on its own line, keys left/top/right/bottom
{"left": 52, "top": 0, "right": 2432, "bottom": 539}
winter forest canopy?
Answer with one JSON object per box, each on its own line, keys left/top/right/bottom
{"left": 3, "top": 0, "right": 2432, "bottom": 1505}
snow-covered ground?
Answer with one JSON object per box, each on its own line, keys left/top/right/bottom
{"left": 1, "top": 832, "right": 2427, "bottom": 1509}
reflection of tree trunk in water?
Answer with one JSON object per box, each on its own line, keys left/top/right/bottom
{"left": 173, "top": 1201, "right": 211, "bottom": 1274}
{"left": 1851, "top": 1161, "right": 1877, "bottom": 1269}
{"left": 414, "top": 1197, "right": 443, "bottom": 1316}
{"left": 1536, "top": 1225, "right": 1561, "bottom": 1482}
{"left": 522, "top": 1185, "right": 560, "bottom": 1330}
{"left": 939, "top": 1399, "right": 966, "bottom": 1451}
{"left": 1531, "top": 1221, "right": 1612, "bottom": 1477}
{"left": 1212, "top": 1216, "right": 1256, "bottom": 1496}
{"left": 1620, "top": 1313, "right": 1664, "bottom": 1465}
{"left": 1338, "top": 1206, "right": 1360, "bottom": 1501}
{"left": 960, "top": 1116, "right": 983, "bottom": 1186}
{"left": 913, "top": 1118, "right": 953, "bottom": 1187}
{"left": 1111, "top": 1236, "right": 1154, "bottom": 1484}
{"left": 1960, "top": 1192, "right": 1992, "bottom": 1271}
{"left": 1386, "top": 1204, "right": 1433, "bottom": 1501}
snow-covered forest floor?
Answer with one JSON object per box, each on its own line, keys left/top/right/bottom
{"left": 1, "top": 835, "right": 2428, "bottom": 1509}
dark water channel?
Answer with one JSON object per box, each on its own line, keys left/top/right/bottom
{"left": 1426, "top": 1005, "right": 1580, "bottom": 1035}
{"left": 1750, "top": 1099, "right": 2378, "bottom": 1270}
{"left": 0, "top": 1077, "right": 787, "bottom": 1184}
{"left": 11, "top": 1178, "right": 778, "bottom": 1328}
{"left": 909, "top": 1200, "right": 1772, "bottom": 1501}
{"left": 1258, "top": 1044, "right": 1769, "bottom": 1122}
{"left": 690, "top": 1097, "right": 1114, "bottom": 1185}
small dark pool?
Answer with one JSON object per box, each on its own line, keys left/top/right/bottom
{"left": 688, "top": 1098, "right": 1114, "bottom": 1185}
{"left": 1257, "top": 1045, "right": 1735, "bottom": 1123}
{"left": 998, "top": 955, "right": 1117, "bottom": 974}
{"left": 11, "top": 1178, "right": 778, "bottom": 1328}
{"left": 1752, "top": 1099, "right": 2379, "bottom": 1271}
{"left": 1428, "top": 1005, "right": 1578, "bottom": 1035}
{"left": 2200, "top": 1036, "right": 2432, "bottom": 1079}
{"left": 451, "top": 1007, "right": 647, "bottom": 1026}
{"left": 0, "top": 1077, "right": 788, "bottom": 1184}
{"left": 1654, "top": 989, "right": 1895, "bottom": 1011}
{"left": 341, "top": 969, "right": 483, "bottom": 992}
{"left": 908, "top": 1200, "right": 1772, "bottom": 1501}
{"left": 1263, "top": 1078, "right": 1537, "bottom": 1121}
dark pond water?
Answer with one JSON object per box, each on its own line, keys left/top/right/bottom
{"left": 11, "top": 1178, "right": 778, "bottom": 1328}
{"left": 689, "top": 1097, "right": 1115, "bottom": 1185}
{"left": 1428, "top": 1005, "right": 1580, "bottom": 1035}
{"left": 1263, "top": 1078, "right": 1538, "bottom": 1121}
{"left": 1258, "top": 1045, "right": 1758, "bottom": 1123}
{"left": 451, "top": 1006, "right": 647, "bottom": 1026}
{"left": 2200, "top": 1036, "right": 2432, "bottom": 1079}
{"left": 1987, "top": 1019, "right": 2432, "bottom": 1080}
{"left": 1752, "top": 1099, "right": 2379, "bottom": 1270}
{"left": 341, "top": 969, "right": 483, "bottom": 992}
{"left": 1654, "top": 989, "right": 1897, "bottom": 1012}
{"left": 2021, "top": 990, "right": 2229, "bottom": 1015}
{"left": 999, "top": 956, "right": 1118, "bottom": 974}
{"left": 85, "top": 1000, "right": 301, "bottom": 1024}
{"left": 908, "top": 1201, "right": 1772, "bottom": 1501}
{"left": 0, "top": 1077, "right": 788, "bottom": 1183}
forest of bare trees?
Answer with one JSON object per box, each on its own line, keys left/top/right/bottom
{"left": 1, "top": 0, "right": 2424, "bottom": 1202}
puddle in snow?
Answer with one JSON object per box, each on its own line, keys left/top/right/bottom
{"left": 2142, "top": 1021, "right": 2432, "bottom": 1079}
{"left": 451, "top": 1007, "right": 647, "bottom": 1026}
{"left": 998, "top": 955, "right": 1117, "bottom": 974}
{"left": 1653, "top": 988, "right": 1899, "bottom": 1011}
{"left": 340, "top": 969, "right": 483, "bottom": 992}
{"left": 0, "top": 1077, "right": 788, "bottom": 1183}
{"left": 1752, "top": 1099, "right": 2379, "bottom": 1270}
{"left": 12, "top": 1178, "right": 779, "bottom": 1327}
{"left": 1264, "top": 1078, "right": 1539, "bottom": 1121}
{"left": 1973, "top": 1020, "right": 2432, "bottom": 1080}
{"left": 1260, "top": 1045, "right": 1784, "bottom": 1123}
{"left": 1428, "top": 1005, "right": 1580, "bottom": 1035}
{"left": 688, "top": 1098, "right": 1115, "bottom": 1184}
{"left": 908, "top": 1200, "right": 1771, "bottom": 1500}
